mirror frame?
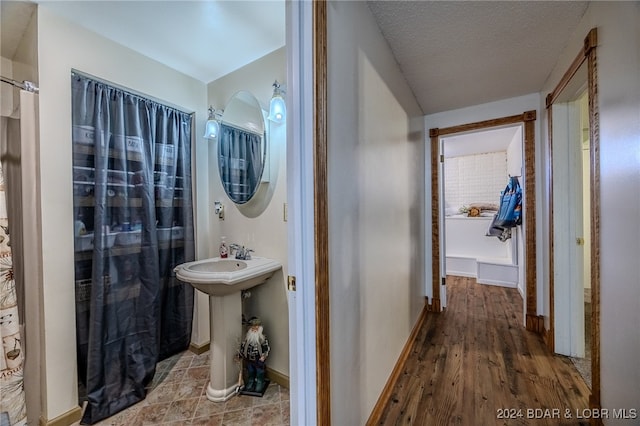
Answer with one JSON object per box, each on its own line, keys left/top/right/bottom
{"left": 218, "top": 90, "right": 267, "bottom": 204}
{"left": 545, "top": 28, "right": 600, "bottom": 411}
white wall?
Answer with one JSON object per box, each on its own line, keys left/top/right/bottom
{"left": 444, "top": 151, "right": 507, "bottom": 210}
{"left": 424, "top": 93, "right": 542, "bottom": 311}
{"left": 539, "top": 3, "right": 640, "bottom": 421}
{"left": 36, "top": 6, "right": 208, "bottom": 422}
{"left": 507, "top": 126, "right": 523, "bottom": 177}
{"left": 206, "top": 47, "right": 289, "bottom": 378}
{"left": 328, "top": 2, "right": 425, "bottom": 423}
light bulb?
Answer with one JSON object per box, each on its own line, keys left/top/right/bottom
{"left": 269, "top": 94, "right": 286, "bottom": 123}
{"left": 203, "top": 119, "right": 219, "bottom": 139}
{"left": 203, "top": 106, "right": 220, "bottom": 139}
{"left": 268, "top": 81, "right": 286, "bottom": 123}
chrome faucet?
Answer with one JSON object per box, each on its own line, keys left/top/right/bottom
{"left": 229, "top": 243, "right": 241, "bottom": 257}
{"left": 229, "top": 243, "right": 253, "bottom": 260}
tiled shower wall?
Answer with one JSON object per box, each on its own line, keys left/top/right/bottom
{"left": 444, "top": 151, "right": 507, "bottom": 212}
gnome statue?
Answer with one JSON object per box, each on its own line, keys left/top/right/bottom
{"left": 239, "top": 317, "right": 270, "bottom": 394}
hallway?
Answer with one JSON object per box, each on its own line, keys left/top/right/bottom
{"left": 378, "top": 276, "right": 591, "bottom": 425}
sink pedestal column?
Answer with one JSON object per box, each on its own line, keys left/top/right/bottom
{"left": 173, "top": 256, "right": 282, "bottom": 401}
{"left": 205, "top": 291, "right": 243, "bottom": 402}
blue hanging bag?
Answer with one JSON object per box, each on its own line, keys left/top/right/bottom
{"left": 494, "top": 176, "right": 522, "bottom": 228}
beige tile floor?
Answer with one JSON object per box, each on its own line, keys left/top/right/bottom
{"left": 77, "top": 350, "right": 290, "bottom": 426}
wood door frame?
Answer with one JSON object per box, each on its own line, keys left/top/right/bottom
{"left": 314, "top": 1, "right": 331, "bottom": 424}
{"left": 429, "top": 111, "right": 541, "bottom": 332}
{"left": 545, "top": 28, "right": 601, "bottom": 417}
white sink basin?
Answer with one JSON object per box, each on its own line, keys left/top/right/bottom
{"left": 174, "top": 256, "right": 281, "bottom": 296}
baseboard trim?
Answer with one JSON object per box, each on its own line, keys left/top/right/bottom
{"left": 189, "top": 341, "right": 210, "bottom": 355}
{"left": 429, "top": 297, "right": 441, "bottom": 312}
{"left": 366, "top": 302, "right": 429, "bottom": 425}
{"left": 525, "top": 314, "right": 544, "bottom": 334}
{"left": 39, "top": 406, "right": 82, "bottom": 426}
{"left": 266, "top": 368, "right": 289, "bottom": 389}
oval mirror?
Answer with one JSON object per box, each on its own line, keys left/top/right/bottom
{"left": 218, "top": 91, "right": 266, "bottom": 204}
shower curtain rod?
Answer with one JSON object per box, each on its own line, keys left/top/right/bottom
{"left": 1, "top": 76, "right": 39, "bottom": 93}
{"left": 71, "top": 70, "right": 190, "bottom": 115}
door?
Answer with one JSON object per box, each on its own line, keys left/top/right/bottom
{"left": 570, "top": 92, "right": 588, "bottom": 359}
{"left": 578, "top": 92, "right": 591, "bottom": 361}
{"left": 286, "top": 1, "right": 322, "bottom": 423}
{"left": 439, "top": 137, "right": 447, "bottom": 307}
{"left": 551, "top": 86, "right": 588, "bottom": 358}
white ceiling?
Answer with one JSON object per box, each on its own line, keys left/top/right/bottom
{"left": 31, "top": 0, "right": 286, "bottom": 84}
{"left": 3, "top": 1, "right": 588, "bottom": 115}
{"left": 443, "top": 125, "right": 521, "bottom": 158}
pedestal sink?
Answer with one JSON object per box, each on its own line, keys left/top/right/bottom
{"left": 174, "top": 256, "right": 282, "bottom": 402}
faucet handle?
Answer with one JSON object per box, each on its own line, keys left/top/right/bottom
{"left": 244, "top": 248, "right": 254, "bottom": 260}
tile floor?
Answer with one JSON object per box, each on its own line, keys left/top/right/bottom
{"left": 77, "top": 350, "right": 290, "bottom": 426}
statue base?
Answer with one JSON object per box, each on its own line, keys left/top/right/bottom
{"left": 238, "top": 378, "right": 270, "bottom": 397}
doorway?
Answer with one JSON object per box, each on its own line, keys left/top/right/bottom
{"left": 545, "top": 27, "right": 600, "bottom": 409}
{"left": 440, "top": 125, "right": 524, "bottom": 308}
{"left": 551, "top": 85, "right": 591, "bottom": 386}
{"left": 429, "top": 111, "right": 539, "bottom": 332}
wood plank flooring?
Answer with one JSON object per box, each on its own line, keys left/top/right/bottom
{"left": 377, "top": 276, "right": 591, "bottom": 425}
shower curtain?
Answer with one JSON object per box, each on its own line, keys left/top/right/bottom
{"left": 218, "top": 123, "right": 264, "bottom": 203}
{"left": 71, "top": 74, "right": 195, "bottom": 424}
{"left": 0, "top": 112, "right": 26, "bottom": 424}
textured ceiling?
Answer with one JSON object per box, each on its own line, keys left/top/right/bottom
{"left": 367, "top": 1, "right": 589, "bottom": 114}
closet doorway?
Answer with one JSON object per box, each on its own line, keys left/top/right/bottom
{"left": 429, "top": 111, "right": 540, "bottom": 332}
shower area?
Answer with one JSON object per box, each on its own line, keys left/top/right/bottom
{"left": 71, "top": 73, "right": 196, "bottom": 424}
{"left": 1, "top": 68, "right": 200, "bottom": 425}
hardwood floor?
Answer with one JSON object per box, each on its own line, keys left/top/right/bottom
{"left": 377, "top": 276, "right": 591, "bottom": 425}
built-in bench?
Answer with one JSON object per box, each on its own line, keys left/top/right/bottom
{"left": 445, "top": 215, "right": 519, "bottom": 288}
{"left": 476, "top": 257, "right": 518, "bottom": 288}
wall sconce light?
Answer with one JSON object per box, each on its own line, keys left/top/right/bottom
{"left": 203, "top": 106, "right": 222, "bottom": 139}
{"left": 268, "top": 80, "right": 286, "bottom": 123}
